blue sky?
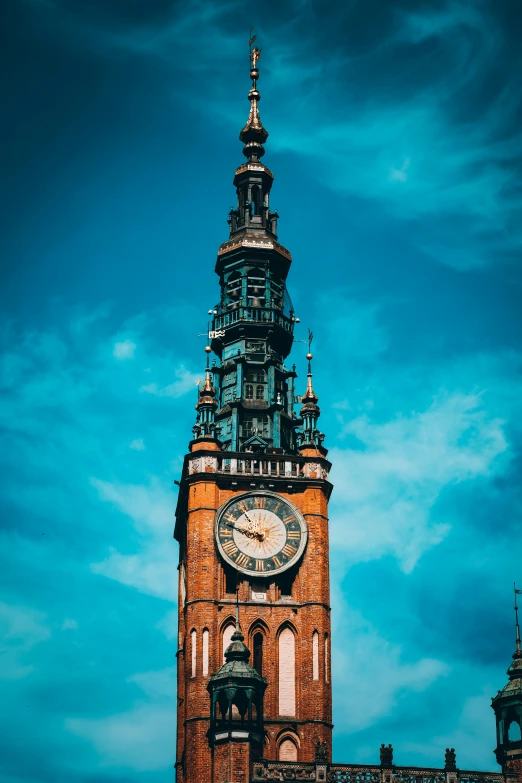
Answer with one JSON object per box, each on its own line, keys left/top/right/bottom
{"left": 1, "top": 0, "right": 521, "bottom": 779}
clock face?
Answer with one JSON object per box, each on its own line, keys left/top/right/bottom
{"left": 215, "top": 491, "right": 308, "bottom": 576}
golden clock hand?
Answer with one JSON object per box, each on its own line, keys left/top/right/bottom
{"left": 243, "top": 511, "right": 258, "bottom": 529}
{"left": 224, "top": 521, "right": 259, "bottom": 540}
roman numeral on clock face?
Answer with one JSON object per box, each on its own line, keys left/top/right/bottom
{"left": 253, "top": 496, "right": 266, "bottom": 509}
{"left": 255, "top": 559, "right": 265, "bottom": 571}
{"left": 287, "top": 531, "right": 300, "bottom": 539}
{"left": 236, "top": 553, "right": 250, "bottom": 568}
{"left": 282, "top": 543, "right": 297, "bottom": 557}
{"left": 283, "top": 514, "right": 295, "bottom": 524}
{"left": 272, "top": 555, "right": 282, "bottom": 568}
{"left": 222, "top": 541, "right": 238, "bottom": 556}
{"left": 237, "top": 500, "right": 248, "bottom": 514}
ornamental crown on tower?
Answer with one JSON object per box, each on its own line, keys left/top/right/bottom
{"left": 189, "top": 40, "right": 326, "bottom": 457}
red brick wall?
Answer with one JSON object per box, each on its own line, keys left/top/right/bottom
{"left": 212, "top": 741, "right": 251, "bottom": 783}
{"left": 507, "top": 759, "right": 522, "bottom": 782}
{"left": 176, "top": 459, "right": 333, "bottom": 782}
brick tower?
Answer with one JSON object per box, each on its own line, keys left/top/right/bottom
{"left": 174, "top": 40, "right": 333, "bottom": 783}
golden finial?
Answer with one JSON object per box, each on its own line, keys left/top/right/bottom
{"left": 240, "top": 29, "right": 268, "bottom": 159}
{"left": 302, "top": 329, "right": 319, "bottom": 404}
{"left": 251, "top": 46, "right": 261, "bottom": 69}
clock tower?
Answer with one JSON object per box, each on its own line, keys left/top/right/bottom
{"left": 174, "top": 43, "right": 333, "bottom": 783}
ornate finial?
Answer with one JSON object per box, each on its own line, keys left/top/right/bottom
{"left": 380, "top": 743, "right": 393, "bottom": 766}
{"left": 444, "top": 748, "right": 457, "bottom": 771}
{"left": 240, "top": 28, "right": 268, "bottom": 160}
{"left": 302, "top": 329, "right": 318, "bottom": 404}
{"left": 513, "top": 582, "right": 522, "bottom": 658}
{"left": 223, "top": 589, "right": 250, "bottom": 663}
{"left": 296, "top": 327, "right": 325, "bottom": 448}
{"left": 249, "top": 28, "right": 261, "bottom": 69}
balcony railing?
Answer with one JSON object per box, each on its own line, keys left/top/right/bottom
{"left": 214, "top": 306, "right": 294, "bottom": 333}
{"left": 187, "top": 453, "right": 329, "bottom": 482}
{"left": 218, "top": 458, "right": 300, "bottom": 477}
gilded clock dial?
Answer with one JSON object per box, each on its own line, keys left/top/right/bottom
{"left": 215, "top": 491, "right": 307, "bottom": 576}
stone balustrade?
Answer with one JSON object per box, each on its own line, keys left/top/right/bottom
{"left": 187, "top": 453, "right": 329, "bottom": 482}
{"left": 251, "top": 762, "right": 505, "bottom": 783}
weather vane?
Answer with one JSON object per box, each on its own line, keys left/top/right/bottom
{"left": 249, "top": 27, "right": 261, "bottom": 68}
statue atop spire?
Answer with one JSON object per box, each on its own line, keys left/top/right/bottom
{"left": 240, "top": 29, "right": 268, "bottom": 161}
{"left": 250, "top": 44, "right": 261, "bottom": 69}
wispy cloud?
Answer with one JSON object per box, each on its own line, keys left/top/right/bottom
{"left": 140, "top": 366, "right": 200, "bottom": 398}
{"left": 332, "top": 599, "right": 448, "bottom": 733}
{"left": 0, "top": 602, "right": 50, "bottom": 680}
{"left": 67, "top": 667, "right": 176, "bottom": 771}
{"left": 113, "top": 339, "right": 136, "bottom": 359}
{"left": 90, "top": 478, "right": 176, "bottom": 600}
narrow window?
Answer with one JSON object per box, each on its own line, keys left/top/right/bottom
{"left": 312, "top": 631, "right": 319, "bottom": 680}
{"left": 245, "top": 384, "right": 254, "bottom": 399}
{"left": 179, "top": 563, "right": 186, "bottom": 608}
{"left": 191, "top": 629, "right": 197, "bottom": 678}
{"left": 278, "top": 627, "right": 296, "bottom": 715}
{"left": 279, "top": 738, "right": 298, "bottom": 761}
{"left": 223, "top": 624, "right": 235, "bottom": 663}
{"left": 325, "top": 634, "right": 329, "bottom": 683}
{"left": 202, "top": 629, "right": 209, "bottom": 677}
{"left": 254, "top": 632, "right": 263, "bottom": 676}
{"left": 508, "top": 719, "right": 522, "bottom": 741}
{"left": 256, "top": 385, "right": 264, "bottom": 400}
{"left": 279, "top": 569, "right": 294, "bottom": 598}
{"left": 224, "top": 565, "right": 236, "bottom": 595}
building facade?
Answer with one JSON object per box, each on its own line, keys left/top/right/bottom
{"left": 174, "top": 43, "right": 522, "bottom": 783}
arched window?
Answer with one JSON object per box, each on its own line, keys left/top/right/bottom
{"left": 256, "top": 385, "right": 264, "bottom": 400}
{"left": 191, "top": 629, "right": 197, "bottom": 678}
{"left": 247, "top": 268, "right": 265, "bottom": 307}
{"left": 279, "top": 627, "right": 296, "bottom": 716}
{"left": 254, "top": 632, "right": 263, "bottom": 676}
{"left": 245, "top": 384, "right": 254, "bottom": 399}
{"left": 312, "top": 631, "right": 319, "bottom": 680}
{"left": 222, "top": 623, "right": 235, "bottom": 664}
{"left": 226, "top": 271, "right": 242, "bottom": 302}
{"left": 325, "top": 633, "right": 329, "bottom": 683}
{"left": 508, "top": 719, "right": 522, "bottom": 742}
{"left": 202, "top": 629, "right": 209, "bottom": 677}
{"left": 279, "top": 738, "right": 298, "bottom": 761}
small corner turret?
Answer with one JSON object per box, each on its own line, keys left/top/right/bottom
{"left": 492, "top": 584, "right": 522, "bottom": 779}
{"left": 192, "top": 345, "right": 220, "bottom": 443}
{"left": 296, "top": 330, "right": 326, "bottom": 456}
